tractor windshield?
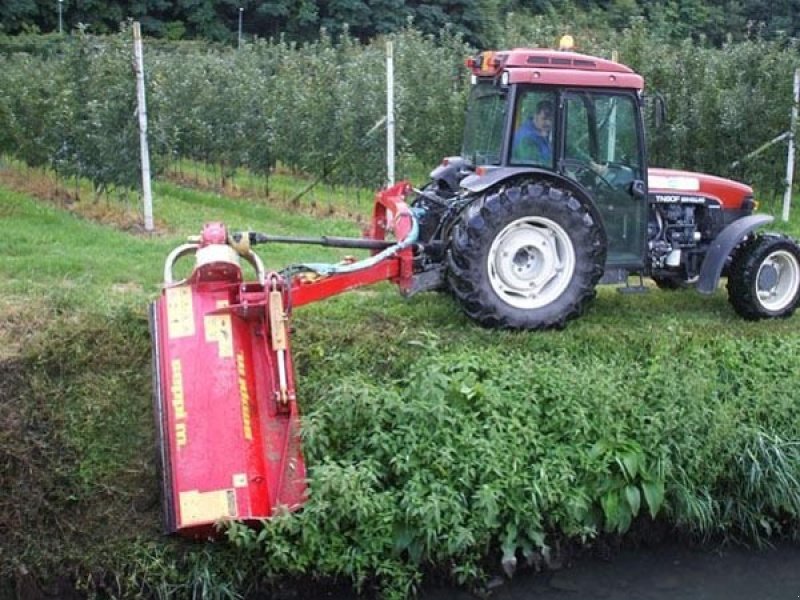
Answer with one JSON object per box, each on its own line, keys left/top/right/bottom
{"left": 462, "top": 82, "right": 506, "bottom": 166}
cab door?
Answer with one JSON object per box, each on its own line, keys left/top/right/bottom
{"left": 559, "top": 91, "right": 647, "bottom": 268}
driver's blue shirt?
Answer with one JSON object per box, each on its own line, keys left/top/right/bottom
{"left": 512, "top": 121, "right": 552, "bottom": 164}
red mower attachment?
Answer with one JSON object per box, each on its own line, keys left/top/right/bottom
{"left": 149, "top": 182, "right": 416, "bottom": 537}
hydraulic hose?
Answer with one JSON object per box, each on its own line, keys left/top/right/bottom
{"left": 282, "top": 211, "right": 419, "bottom": 277}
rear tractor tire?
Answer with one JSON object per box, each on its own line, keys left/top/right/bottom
{"left": 727, "top": 234, "right": 800, "bottom": 320}
{"left": 446, "top": 181, "right": 606, "bottom": 330}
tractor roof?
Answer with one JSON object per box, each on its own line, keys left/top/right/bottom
{"left": 466, "top": 48, "right": 644, "bottom": 91}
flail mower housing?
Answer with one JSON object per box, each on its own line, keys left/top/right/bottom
{"left": 150, "top": 183, "right": 416, "bottom": 536}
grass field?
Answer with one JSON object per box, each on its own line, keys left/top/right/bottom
{"left": 2, "top": 169, "right": 800, "bottom": 598}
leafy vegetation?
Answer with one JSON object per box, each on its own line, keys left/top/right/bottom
{"left": 3, "top": 0, "right": 800, "bottom": 47}
{"left": 1, "top": 24, "right": 798, "bottom": 203}
{"left": 2, "top": 174, "right": 799, "bottom": 597}
{"left": 0, "top": 26, "right": 469, "bottom": 195}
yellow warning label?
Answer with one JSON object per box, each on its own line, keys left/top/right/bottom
{"left": 179, "top": 489, "right": 237, "bottom": 526}
{"left": 236, "top": 351, "right": 253, "bottom": 441}
{"left": 204, "top": 310, "right": 233, "bottom": 359}
{"left": 166, "top": 286, "right": 195, "bottom": 339}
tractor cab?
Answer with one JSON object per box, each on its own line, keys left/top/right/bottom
{"left": 461, "top": 47, "right": 648, "bottom": 271}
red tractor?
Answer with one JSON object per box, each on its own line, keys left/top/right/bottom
{"left": 151, "top": 46, "right": 800, "bottom": 536}
{"left": 411, "top": 46, "right": 800, "bottom": 329}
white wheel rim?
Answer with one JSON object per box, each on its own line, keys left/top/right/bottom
{"left": 756, "top": 249, "right": 800, "bottom": 312}
{"left": 487, "top": 216, "right": 576, "bottom": 310}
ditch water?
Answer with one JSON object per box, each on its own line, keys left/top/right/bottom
{"left": 422, "top": 540, "right": 800, "bottom": 600}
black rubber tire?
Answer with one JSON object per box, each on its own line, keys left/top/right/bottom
{"left": 446, "top": 181, "right": 606, "bottom": 330}
{"left": 727, "top": 234, "right": 800, "bottom": 320}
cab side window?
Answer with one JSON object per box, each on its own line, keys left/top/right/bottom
{"left": 562, "top": 91, "right": 646, "bottom": 265}
{"left": 510, "top": 90, "right": 556, "bottom": 168}
{"left": 595, "top": 96, "right": 640, "bottom": 174}
{"left": 564, "top": 95, "right": 591, "bottom": 162}
{"left": 563, "top": 92, "right": 641, "bottom": 177}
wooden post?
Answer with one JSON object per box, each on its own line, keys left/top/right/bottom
{"left": 783, "top": 68, "right": 799, "bottom": 222}
{"left": 133, "top": 22, "right": 154, "bottom": 232}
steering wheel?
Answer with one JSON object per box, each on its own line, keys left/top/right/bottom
{"left": 561, "top": 158, "right": 617, "bottom": 193}
{"left": 604, "top": 162, "right": 636, "bottom": 187}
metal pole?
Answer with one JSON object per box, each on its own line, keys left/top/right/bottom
{"left": 783, "top": 68, "right": 799, "bottom": 222}
{"left": 238, "top": 7, "right": 243, "bottom": 49}
{"left": 606, "top": 102, "right": 618, "bottom": 162}
{"left": 133, "top": 22, "right": 154, "bottom": 232}
{"left": 58, "top": 0, "right": 63, "bottom": 34}
{"left": 386, "top": 40, "right": 395, "bottom": 186}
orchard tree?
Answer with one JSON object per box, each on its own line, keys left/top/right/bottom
{"left": 0, "top": 0, "right": 39, "bottom": 33}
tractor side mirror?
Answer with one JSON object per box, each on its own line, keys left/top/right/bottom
{"left": 630, "top": 179, "right": 647, "bottom": 200}
{"left": 647, "top": 92, "right": 668, "bottom": 129}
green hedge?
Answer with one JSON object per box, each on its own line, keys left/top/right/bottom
{"left": 0, "top": 26, "right": 469, "bottom": 194}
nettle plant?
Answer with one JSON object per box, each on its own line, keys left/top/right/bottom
{"left": 215, "top": 347, "right": 677, "bottom": 596}
{"left": 587, "top": 438, "right": 666, "bottom": 534}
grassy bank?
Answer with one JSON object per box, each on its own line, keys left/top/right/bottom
{"left": 1, "top": 179, "right": 799, "bottom": 598}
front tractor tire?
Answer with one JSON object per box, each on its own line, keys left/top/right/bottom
{"left": 727, "top": 234, "right": 800, "bottom": 320}
{"left": 446, "top": 182, "right": 606, "bottom": 330}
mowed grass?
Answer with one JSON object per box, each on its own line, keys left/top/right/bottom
{"left": 2, "top": 179, "right": 800, "bottom": 597}
{"left": 0, "top": 181, "right": 363, "bottom": 308}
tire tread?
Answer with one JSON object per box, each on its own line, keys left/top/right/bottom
{"left": 727, "top": 234, "right": 800, "bottom": 320}
{"left": 446, "top": 181, "right": 606, "bottom": 330}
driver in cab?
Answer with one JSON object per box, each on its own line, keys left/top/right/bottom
{"left": 512, "top": 99, "right": 609, "bottom": 178}
{"left": 512, "top": 99, "right": 553, "bottom": 165}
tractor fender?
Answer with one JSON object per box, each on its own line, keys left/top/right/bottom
{"left": 460, "top": 166, "right": 607, "bottom": 240}
{"left": 430, "top": 156, "right": 473, "bottom": 193}
{"left": 696, "top": 214, "right": 774, "bottom": 294}
{"left": 461, "top": 166, "right": 551, "bottom": 194}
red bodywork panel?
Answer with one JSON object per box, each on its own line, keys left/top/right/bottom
{"left": 466, "top": 48, "right": 644, "bottom": 91}
{"left": 648, "top": 167, "right": 754, "bottom": 210}
{"left": 151, "top": 184, "right": 415, "bottom": 537}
